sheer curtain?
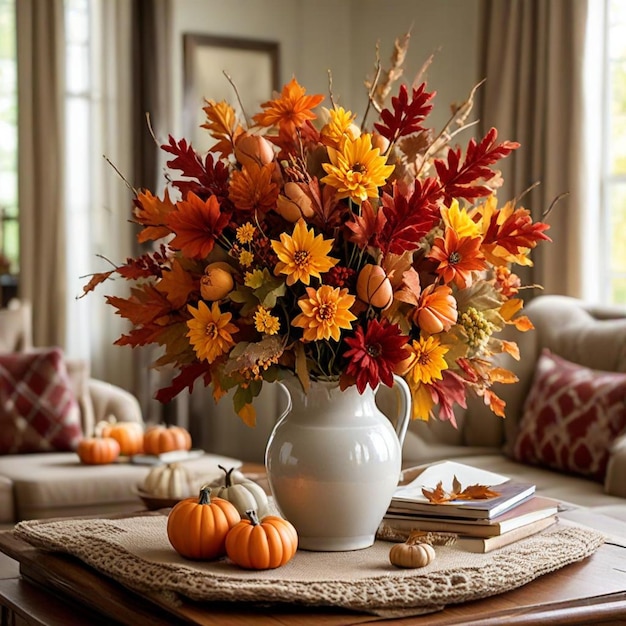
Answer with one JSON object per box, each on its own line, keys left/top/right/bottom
{"left": 478, "top": 0, "right": 590, "bottom": 297}
{"left": 16, "top": 0, "right": 67, "bottom": 347}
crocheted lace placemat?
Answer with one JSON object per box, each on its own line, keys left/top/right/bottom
{"left": 14, "top": 515, "right": 604, "bottom": 618}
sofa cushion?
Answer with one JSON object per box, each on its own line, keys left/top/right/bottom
{"left": 0, "top": 348, "right": 83, "bottom": 454}
{"left": 511, "top": 350, "right": 626, "bottom": 482}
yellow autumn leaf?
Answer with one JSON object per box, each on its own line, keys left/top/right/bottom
{"left": 499, "top": 297, "right": 523, "bottom": 321}
{"left": 237, "top": 402, "right": 257, "bottom": 427}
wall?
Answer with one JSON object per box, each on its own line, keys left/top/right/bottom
{"left": 168, "top": 0, "right": 482, "bottom": 137}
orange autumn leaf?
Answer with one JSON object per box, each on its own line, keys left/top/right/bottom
{"left": 167, "top": 192, "right": 230, "bottom": 259}
{"left": 483, "top": 388, "right": 506, "bottom": 417}
{"left": 228, "top": 162, "right": 279, "bottom": 214}
{"left": 134, "top": 189, "right": 176, "bottom": 243}
{"left": 422, "top": 476, "right": 501, "bottom": 504}
{"left": 500, "top": 339, "right": 520, "bottom": 360}
{"left": 81, "top": 269, "right": 115, "bottom": 297}
{"left": 488, "top": 366, "right": 518, "bottom": 385}
{"left": 512, "top": 314, "right": 534, "bottom": 332}
{"left": 421, "top": 480, "right": 449, "bottom": 504}
{"left": 201, "top": 99, "right": 243, "bottom": 158}
{"left": 455, "top": 483, "right": 501, "bottom": 500}
{"left": 106, "top": 284, "right": 172, "bottom": 327}
{"left": 499, "top": 297, "right": 523, "bottom": 321}
{"left": 156, "top": 258, "right": 197, "bottom": 309}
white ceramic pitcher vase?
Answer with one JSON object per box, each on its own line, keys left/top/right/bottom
{"left": 265, "top": 375, "right": 411, "bottom": 551}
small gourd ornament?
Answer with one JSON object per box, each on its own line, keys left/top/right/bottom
{"left": 225, "top": 509, "right": 298, "bottom": 570}
{"left": 389, "top": 532, "right": 436, "bottom": 568}
{"left": 167, "top": 485, "right": 240, "bottom": 560}
{"left": 211, "top": 465, "right": 270, "bottom": 517}
{"left": 141, "top": 462, "right": 200, "bottom": 498}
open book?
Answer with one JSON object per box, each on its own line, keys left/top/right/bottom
{"left": 390, "top": 460, "right": 535, "bottom": 520}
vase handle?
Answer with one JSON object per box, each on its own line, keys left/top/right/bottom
{"left": 381, "top": 375, "right": 411, "bottom": 447}
{"left": 274, "top": 381, "right": 293, "bottom": 426}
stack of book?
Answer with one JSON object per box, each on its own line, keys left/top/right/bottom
{"left": 384, "top": 460, "right": 560, "bottom": 553}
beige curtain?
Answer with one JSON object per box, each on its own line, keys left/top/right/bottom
{"left": 478, "top": 0, "right": 589, "bottom": 297}
{"left": 16, "top": 0, "right": 66, "bottom": 347}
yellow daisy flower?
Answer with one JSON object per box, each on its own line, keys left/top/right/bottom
{"left": 321, "top": 133, "right": 394, "bottom": 202}
{"left": 293, "top": 285, "right": 356, "bottom": 342}
{"left": 271, "top": 219, "right": 338, "bottom": 286}
{"left": 320, "top": 106, "right": 359, "bottom": 149}
{"left": 236, "top": 222, "right": 256, "bottom": 244}
{"left": 186, "top": 301, "right": 238, "bottom": 363}
{"left": 441, "top": 199, "right": 481, "bottom": 238}
{"left": 239, "top": 250, "right": 254, "bottom": 267}
{"left": 254, "top": 306, "right": 281, "bottom": 335}
{"left": 406, "top": 335, "right": 449, "bottom": 385}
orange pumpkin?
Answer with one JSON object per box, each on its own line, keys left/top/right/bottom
{"left": 167, "top": 486, "right": 240, "bottom": 560}
{"left": 356, "top": 264, "right": 393, "bottom": 309}
{"left": 77, "top": 437, "right": 121, "bottom": 465}
{"left": 99, "top": 421, "right": 144, "bottom": 456}
{"left": 225, "top": 510, "right": 298, "bottom": 569}
{"left": 143, "top": 425, "right": 192, "bottom": 455}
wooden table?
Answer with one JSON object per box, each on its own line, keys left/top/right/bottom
{"left": 1, "top": 471, "right": 626, "bottom": 625}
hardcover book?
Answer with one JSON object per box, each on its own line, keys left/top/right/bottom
{"left": 454, "top": 515, "right": 558, "bottom": 553}
{"left": 384, "top": 495, "right": 561, "bottom": 537}
{"left": 391, "top": 460, "right": 536, "bottom": 520}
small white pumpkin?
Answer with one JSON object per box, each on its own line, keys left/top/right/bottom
{"left": 141, "top": 462, "right": 200, "bottom": 499}
{"left": 211, "top": 465, "right": 270, "bottom": 517}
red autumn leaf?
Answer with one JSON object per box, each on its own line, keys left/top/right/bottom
{"left": 482, "top": 206, "right": 552, "bottom": 257}
{"left": 374, "top": 83, "right": 435, "bottom": 142}
{"left": 429, "top": 370, "right": 468, "bottom": 427}
{"left": 380, "top": 178, "right": 442, "bottom": 255}
{"left": 434, "top": 127, "right": 519, "bottom": 204}
{"left": 155, "top": 361, "right": 212, "bottom": 404}
{"left": 304, "top": 178, "right": 345, "bottom": 231}
{"left": 346, "top": 200, "right": 386, "bottom": 250}
{"left": 167, "top": 192, "right": 229, "bottom": 259}
{"left": 161, "top": 136, "right": 231, "bottom": 202}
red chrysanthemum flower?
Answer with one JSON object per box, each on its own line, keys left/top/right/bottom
{"left": 343, "top": 319, "right": 409, "bottom": 393}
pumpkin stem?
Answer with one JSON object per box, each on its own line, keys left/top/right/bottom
{"left": 245, "top": 509, "right": 260, "bottom": 525}
{"left": 218, "top": 464, "right": 235, "bottom": 487}
{"left": 198, "top": 484, "right": 212, "bottom": 505}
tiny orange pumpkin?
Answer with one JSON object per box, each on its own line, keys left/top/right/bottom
{"left": 143, "top": 425, "right": 192, "bottom": 455}
{"left": 167, "top": 485, "right": 240, "bottom": 560}
{"left": 225, "top": 509, "right": 298, "bottom": 570}
{"left": 77, "top": 437, "right": 121, "bottom": 465}
{"left": 99, "top": 421, "right": 144, "bottom": 456}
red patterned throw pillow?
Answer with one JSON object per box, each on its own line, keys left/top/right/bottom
{"left": 512, "top": 349, "right": 626, "bottom": 482}
{"left": 0, "top": 348, "right": 83, "bottom": 454}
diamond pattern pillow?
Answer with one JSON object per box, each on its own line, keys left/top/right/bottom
{"left": 0, "top": 348, "right": 83, "bottom": 454}
{"left": 512, "top": 349, "right": 626, "bottom": 482}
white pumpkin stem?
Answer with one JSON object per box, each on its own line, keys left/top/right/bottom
{"left": 218, "top": 464, "right": 236, "bottom": 487}
{"left": 245, "top": 509, "right": 260, "bottom": 525}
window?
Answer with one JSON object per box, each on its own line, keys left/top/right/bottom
{"left": 0, "top": 0, "right": 18, "bottom": 281}
{"left": 600, "top": 0, "right": 626, "bottom": 304}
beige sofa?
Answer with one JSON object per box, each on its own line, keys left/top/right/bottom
{"left": 401, "top": 295, "right": 626, "bottom": 535}
{"left": 0, "top": 302, "right": 239, "bottom": 525}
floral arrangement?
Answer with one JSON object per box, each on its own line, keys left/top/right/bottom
{"left": 84, "top": 36, "right": 550, "bottom": 426}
